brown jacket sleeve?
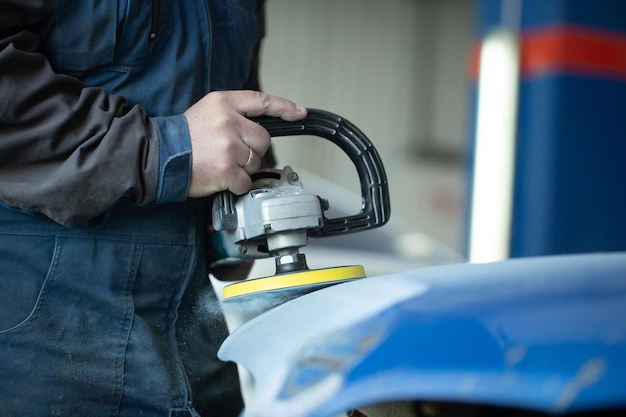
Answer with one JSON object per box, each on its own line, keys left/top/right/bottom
{"left": 0, "top": 0, "right": 159, "bottom": 225}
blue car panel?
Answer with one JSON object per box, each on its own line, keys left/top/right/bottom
{"left": 219, "top": 253, "right": 626, "bottom": 417}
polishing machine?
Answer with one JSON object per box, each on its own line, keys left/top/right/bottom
{"left": 208, "top": 109, "right": 390, "bottom": 302}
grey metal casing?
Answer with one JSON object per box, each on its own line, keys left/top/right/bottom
{"left": 212, "top": 167, "right": 324, "bottom": 260}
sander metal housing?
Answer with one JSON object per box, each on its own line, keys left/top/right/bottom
{"left": 210, "top": 166, "right": 324, "bottom": 268}
{"left": 208, "top": 109, "right": 391, "bottom": 302}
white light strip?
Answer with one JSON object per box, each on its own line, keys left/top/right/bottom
{"left": 468, "top": 30, "right": 520, "bottom": 263}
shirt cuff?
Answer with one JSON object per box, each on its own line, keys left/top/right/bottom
{"left": 150, "top": 115, "right": 192, "bottom": 203}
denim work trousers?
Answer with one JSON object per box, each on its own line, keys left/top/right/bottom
{"left": 0, "top": 200, "right": 243, "bottom": 417}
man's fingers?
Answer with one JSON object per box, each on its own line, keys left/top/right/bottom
{"left": 240, "top": 120, "right": 271, "bottom": 157}
{"left": 185, "top": 90, "right": 307, "bottom": 199}
{"left": 240, "top": 148, "right": 261, "bottom": 174}
{"left": 228, "top": 90, "right": 307, "bottom": 121}
{"left": 228, "top": 170, "right": 253, "bottom": 196}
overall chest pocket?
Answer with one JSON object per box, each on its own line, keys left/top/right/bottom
{"left": 40, "top": 0, "right": 173, "bottom": 74}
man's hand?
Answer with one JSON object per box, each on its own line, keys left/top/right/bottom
{"left": 184, "top": 90, "right": 307, "bottom": 197}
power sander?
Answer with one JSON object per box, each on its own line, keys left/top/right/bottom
{"left": 208, "top": 108, "right": 390, "bottom": 302}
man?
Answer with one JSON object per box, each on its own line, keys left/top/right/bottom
{"left": 0, "top": 1, "right": 306, "bottom": 416}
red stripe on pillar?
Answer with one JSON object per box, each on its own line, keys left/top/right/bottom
{"left": 523, "top": 25, "right": 626, "bottom": 78}
{"left": 469, "top": 25, "right": 626, "bottom": 81}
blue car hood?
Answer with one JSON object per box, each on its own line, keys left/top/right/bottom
{"left": 218, "top": 252, "right": 626, "bottom": 417}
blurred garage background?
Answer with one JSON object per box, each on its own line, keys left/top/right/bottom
{"left": 257, "top": 0, "right": 626, "bottom": 266}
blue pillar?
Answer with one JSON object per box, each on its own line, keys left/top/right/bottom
{"left": 468, "top": 0, "right": 626, "bottom": 257}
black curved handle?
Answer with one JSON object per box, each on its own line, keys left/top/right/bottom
{"left": 253, "top": 108, "right": 390, "bottom": 236}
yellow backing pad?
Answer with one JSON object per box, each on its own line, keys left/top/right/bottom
{"left": 223, "top": 265, "right": 366, "bottom": 302}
